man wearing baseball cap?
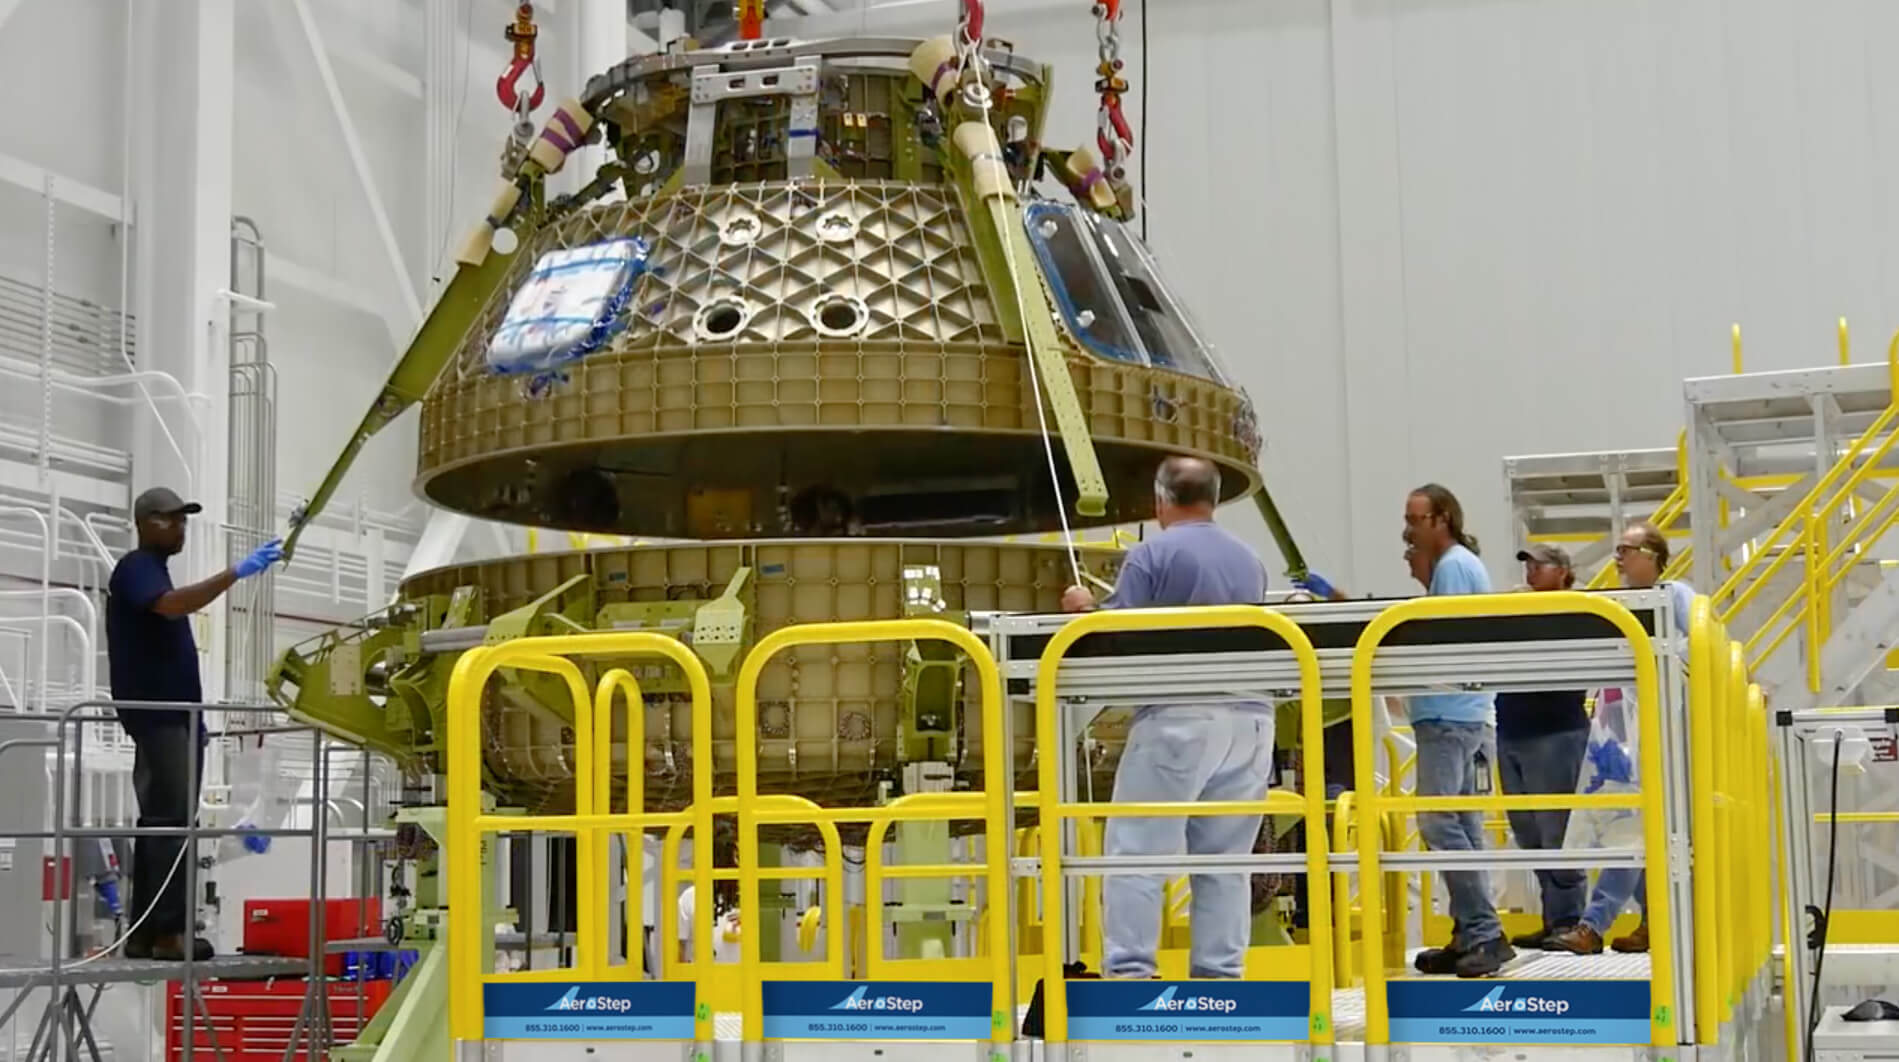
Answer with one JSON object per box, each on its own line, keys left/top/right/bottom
{"left": 106, "top": 487, "right": 283, "bottom": 961}
{"left": 1495, "top": 543, "right": 1591, "bottom": 950}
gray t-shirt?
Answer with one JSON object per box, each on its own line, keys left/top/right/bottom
{"left": 1102, "top": 520, "right": 1270, "bottom": 715}
{"left": 1104, "top": 520, "right": 1269, "bottom": 608}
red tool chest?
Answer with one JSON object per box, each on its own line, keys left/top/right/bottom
{"left": 167, "top": 979, "right": 390, "bottom": 1061}
{"left": 242, "top": 898, "right": 382, "bottom": 976}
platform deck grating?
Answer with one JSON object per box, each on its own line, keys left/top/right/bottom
{"left": 0, "top": 953, "right": 311, "bottom": 989}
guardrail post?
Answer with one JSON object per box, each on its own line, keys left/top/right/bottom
{"left": 732, "top": 619, "right": 1014, "bottom": 1050}
{"left": 445, "top": 633, "right": 716, "bottom": 1050}
{"left": 1030, "top": 604, "right": 1332, "bottom": 1049}
{"left": 1350, "top": 590, "right": 1676, "bottom": 1049}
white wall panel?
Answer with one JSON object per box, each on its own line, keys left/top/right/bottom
{"left": 11, "top": 0, "right": 1899, "bottom": 598}
{"left": 781, "top": 0, "right": 1899, "bottom": 593}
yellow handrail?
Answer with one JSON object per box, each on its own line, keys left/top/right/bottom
{"left": 733, "top": 619, "right": 1013, "bottom": 1045}
{"left": 1686, "top": 601, "right": 1722, "bottom": 1041}
{"left": 446, "top": 634, "right": 717, "bottom": 1044}
{"left": 1033, "top": 605, "right": 1332, "bottom": 1046}
{"left": 1350, "top": 592, "right": 1675, "bottom": 1047}
{"left": 1715, "top": 333, "right": 1899, "bottom": 619}
{"left": 654, "top": 795, "right": 847, "bottom": 980}
{"left": 1770, "top": 723, "right": 1800, "bottom": 1062}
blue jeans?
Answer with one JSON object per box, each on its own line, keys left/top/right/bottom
{"left": 1104, "top": 707, "right": 1275, "bottom": 978}
{"left": 1414, "top": 719, "right": 1504, "bottom": 948}
{"left": 1497, "top": 729, "right": 1590, "bottom": 930}
{"left": 1582, "top": 870, "right": 1647, "bottom": 934}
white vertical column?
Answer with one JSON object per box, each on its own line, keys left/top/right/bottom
{"left": 1328, "top": 3, "right": 1410, "bottom": 593}
{"left": 131, "top": 0, "right": 237, "bottom": 702}
{"left": 658, "top": 6, "right": 686, "bottom": 50}
{"left": 424, "top": 0, "right": 455, "bottom": 295}
{"left": 573, "top": 0, "right": 641, "bottom": 195}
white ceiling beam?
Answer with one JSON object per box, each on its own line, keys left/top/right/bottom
{"left": 286, "top": 0, "right": 425, "bottom": 326}
{"left": 333, "top": 48, "right": 423, "bottom": 99}
{"left": 0, "top": 153, "right": 126, "bottom": 224}
{"left": 263, "top": 252, "right": 410, "bottom": 350}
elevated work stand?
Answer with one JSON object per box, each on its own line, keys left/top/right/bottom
{"left": 1683, "top": 362, "right": 1899, "bottom": 713}
{"left": 1775, "top": 705, "right": 1899, "bottom": 1062}
{"left": 1504, "top": 446, "right": 1685, "bottom": 575}
{"left": 981, "top": 589, "right": 1777, "bottom": 1061}
{"left": 0, "top": 702, "right": 336, "bottom": 1062}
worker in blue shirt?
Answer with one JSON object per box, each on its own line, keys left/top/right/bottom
{"left": 1061, "top": 456, "right": 1271, "bottom": 979}
{"left": 106, "top": 487, "right": 282, "bottom": 961}
{"left": 1296, "top": 483, "right": 1511, "bottom": 977}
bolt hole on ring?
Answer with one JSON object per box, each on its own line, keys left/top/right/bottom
{"left": 808, "top": 293, "right": 869, "bottom": 339}
{"left": 694, "top": 299, "right": 752, "bottom": 342}
{"left": 720, "top": 215, "right": 761, "bottom": 247}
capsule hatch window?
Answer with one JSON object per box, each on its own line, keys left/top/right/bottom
{"left": 1023, "top": 201, "right": 1234, "bottom": 386}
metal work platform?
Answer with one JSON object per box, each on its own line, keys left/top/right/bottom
{"left": 0, "top": 953, "right": 309, "bottom": 991}
{"left": 1505, "top": 446, "right": 1685, "bottom": 555}
{"left": 982, "top": 589, "right": 1676, "bottom": 704}
{"left": 1685, "top": 361, "right": 1899, "bottom": 593}
{"left": 1811, "top": 1005, "right": 1899, "bottom": 1060}
{"left": 446, "top": 592, "right": 1787, "bottom": 1062}
{"left": 0, "top": 701, "right": 344, "bottom": 1062}
{"left": 1684, "top": 360, "right": 1899, "bottom": 714}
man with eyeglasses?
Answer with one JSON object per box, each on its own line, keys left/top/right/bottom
{"left": 106, "top": 487, "right": 283, "bottom": 961}
{"left": 1548, "top": 522, "right": 1692, "bottom": 957}
{"left": 1296, "top": 484, "right": 1512, "bottom": 976}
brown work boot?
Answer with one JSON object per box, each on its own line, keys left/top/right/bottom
{"left": 1547, "top": 924, "right": 1604, "bottom": 955}
{"left": 1611, "top": 922, "right": 1649, "bottom": 954}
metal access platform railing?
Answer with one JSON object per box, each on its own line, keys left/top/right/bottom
{"left": 442, "top": 591, "right": 1783, "bottom": 1061}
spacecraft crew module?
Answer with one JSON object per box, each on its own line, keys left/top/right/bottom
{"left": 270, "top": 2, "right": 1296, "bottom": 835}
{"left": 261, "top": 4, "right": 1313, "bottom": 1050}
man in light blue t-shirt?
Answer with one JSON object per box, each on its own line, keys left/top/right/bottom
{"left": 1402, "top": 484, "right": 1512, "bottom": 976}
{"left": 1294, "top": 484, "right": 1511, "bottom": 977}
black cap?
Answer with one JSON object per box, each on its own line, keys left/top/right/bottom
{"left": 133, "top": 487, "right": 202, "bottom": 523}
{"left": 1515, "top": 543, "right": 1573, "bottom": 568}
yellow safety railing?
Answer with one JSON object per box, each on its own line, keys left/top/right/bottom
{"left": 446, "top": 634, "right": 716, "bottom": 1044}
{"left": 1770, "top": 722, "right": 1800, "bottom": 1062}
{"left": 733, "top": 619, "right": 1013, "bottom": 1044}
{"left": 1684, "top": 599, "right": 1777, "bottom": 1045}
{"left": 1031, "top": 605, "right": 1332, "bottom": 1045}
{"left": 655, "top": 794, "right": 844, "bottom": 1008}
{"left": 1712, "top": 331, "right": 1899, "bottom": 683}
{"left": 1350, "top": 592, "right": 1675, "bottom": 1047}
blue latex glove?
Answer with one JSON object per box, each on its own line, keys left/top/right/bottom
{"left": 1293, "top": 571, "right": 1336, "bottom": 599}
{"left": 94, "top": 878, "right": 122, "bottom": 918}
{"left": 237, "top": 821, "right": 272, "bottom": 854}
{"left": 235, "top": 538, "right": 284, "bottom": 579}
{"left": 1584, "top": 739, "right": 1634, "bottom": 794}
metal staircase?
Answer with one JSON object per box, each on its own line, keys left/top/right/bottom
{"left": 1684, "top": 357, "right": 1899, "bottom": 714}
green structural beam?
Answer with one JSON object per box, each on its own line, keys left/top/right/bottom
{"left": 1253, "top": 482, "right": 1309, "bottom": 581}
{"left": 946, "top": 115, "right": 1110, "bottom": 521}
{"left": 283, "top": 246, "right": 518, "bottom": 560}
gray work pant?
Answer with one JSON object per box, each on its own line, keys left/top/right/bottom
{"left": 1104, "top": 707, "right": 1274, "bottom": 979}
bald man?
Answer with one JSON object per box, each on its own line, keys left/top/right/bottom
{"left": 1063, "top": 456, "right": 1270, "bottom": 980}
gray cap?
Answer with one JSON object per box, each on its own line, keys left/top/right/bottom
{"left": 132, "top": 487, "right": 202, "bottom": 523}
{"left": 1515, "top": 543, "right": 1573, "bottom": 569}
